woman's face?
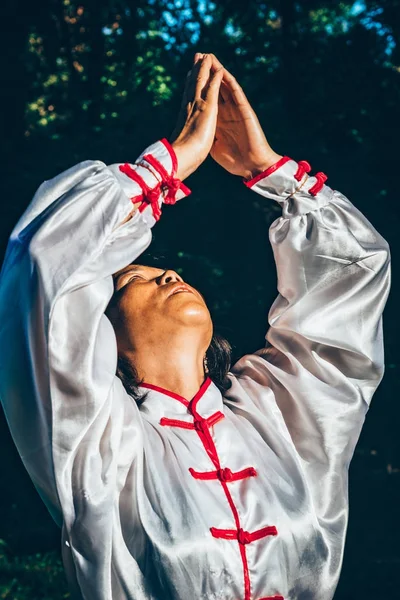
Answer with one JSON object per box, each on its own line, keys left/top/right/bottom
{"left": 107, "top": 264, "right": 213, "bottom": 353}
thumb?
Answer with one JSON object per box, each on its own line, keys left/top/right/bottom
{"left": 204, "top": 67, "right": 224, "bottom": 105}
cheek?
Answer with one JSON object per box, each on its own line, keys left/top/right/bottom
{"left": 117, "top": 285, "right": 155, "bottom": 328}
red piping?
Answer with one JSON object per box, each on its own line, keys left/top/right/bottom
{"left": 143, "top": 137, "right": 192, "bottom": 203}
{"left": 156, "top": 378, "right": 280, "bottom": 599}
{"left": 243, "top": 155, "right": 328, "bottom": 200}
{"left": 210, "top": 525, "right": 278, "bottom": 544}
{"left": 159, "top": 417, "right": 194, "bottom": 430}
{"left": 191, "top": 376, "right": 213, "bottom": 404}
{"left": 119, "top": 162, "right": 146, "bottom": 189}
{"left": 119, "top": 163, "right": 162, "bottom": 221}
{"left": 189, "top": 466, "right": 257, "bottom": 482}
{"left": 160, "top": 411, "right": 225, "bottom": 431}
{"left": 157, "top": 137, "right": 192, "bottom": 197}
{"left": 143, "top": 377, "right": 212, "bottom": 409}
{"left": 242, "top": 156, "right": 291, "bottom": 187}
{"left": 160, "top": 137, "right": 178, "bottom": 173}
{"left": 143, "top": 152, "right": 182, "bottom": 205}
{"left": 118, "top": 140, "right": 191, "bottom": 218}
{"left": 189, "top": 392, "right": 278, "bottom": 599}
{"left": 139, "top": 382, "right": 190, "bottom": 407}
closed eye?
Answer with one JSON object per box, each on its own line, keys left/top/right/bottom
{"left": 117, "top": 273, "right": 145, "bottom": 289}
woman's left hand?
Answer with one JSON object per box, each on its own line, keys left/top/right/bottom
{"left": 194, "top": 53, "right": 282, "bottom": 180}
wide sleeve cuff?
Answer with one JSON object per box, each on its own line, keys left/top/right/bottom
{"left": 243, "top": 155, "right": 335, "bottom": 218}
{"left": 109, "top": 137, "right": 192, "bottom": 225}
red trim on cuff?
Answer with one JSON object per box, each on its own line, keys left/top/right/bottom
{"left": 159, "top": 138, "right": 192, "bottom": 197}
{"left": 119, "top": 163, "right": 162, "bottom": 221}
{"left": 160, "top": 137, "right": 178, "bottom": 174}
{"left": 143, "top": 150, "right": 191, "bottom": 204}
{"left": 243, "top": 156, "right": 292, "bottom": 188}
{"left": 119, "top": 162, "right": 147, "bottom": 189}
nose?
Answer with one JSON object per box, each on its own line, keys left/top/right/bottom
{"left": 159, "top": 269, "right": 184, "bottom": 286}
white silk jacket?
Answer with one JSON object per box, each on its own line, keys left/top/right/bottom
{"left": 0, "top": 138, "right": 391, "bottom": 600}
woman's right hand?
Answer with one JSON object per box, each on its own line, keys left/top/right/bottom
{"left": 168, "top": 54, "right": 224, "bottom": 182}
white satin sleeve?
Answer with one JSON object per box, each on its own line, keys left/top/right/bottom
{"left": 0, "top": 138, "right": 190, "bottom": 598}
{"left": 227, "top": 155, "right": 391, "bottom": 496}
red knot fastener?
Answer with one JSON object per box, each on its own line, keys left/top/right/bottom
{"left": 217, "top": 467, "right": 233, "bottom": 482}
{"left": 162, "top": 175, "right": 182, "bottom": 204}
{"left": 142, "top": 151, "right": 185, "bottom": 206}
{"left": 308, "top": 171, "right": 328, "bottom": 196}
{"left": 194, "top": 419, "right": 208, "bottom": 434}
{"left": 119, "top": 163, "right": 163, "bottom": 222}
{"left": 143, "top": 184, "right": 162, "bottom": 221}
{"left": 294, "top": 160, "right": 312, "bottom": 181}
{"left": 237, "top": 528, "right": 253, "bottom": 545}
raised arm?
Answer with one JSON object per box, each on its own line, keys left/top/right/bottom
{"left": 0, "top": 137, "right": 190, "bottom": 592}
{"left": 230, "top": 158, "right": 390, "bottom": 472}
{"left": 0, "top": 54, "right": 224, "bottom": 600}
{"left": 207, "top": 52, "right": 391, "bottom": 540}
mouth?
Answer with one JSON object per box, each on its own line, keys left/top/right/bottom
{"left": 167, "top": 283, "right": 196, "bottom": 298}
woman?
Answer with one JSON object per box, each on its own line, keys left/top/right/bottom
{"left": 0, "top": 52, "right": 391, "bottom": 600}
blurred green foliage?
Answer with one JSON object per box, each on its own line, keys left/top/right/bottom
{"left": 0, "top": 539, "right": 69, "bottom": 598}
{"left": 0, "top": 0, "right": 399, "bottom": 598}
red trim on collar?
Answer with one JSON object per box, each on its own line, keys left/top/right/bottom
{"left": 139, "top": 376, "right": 212, "bottom": 408}
{"left": 242, "top": 155, "right": 292, "bottom": 187}
{"left": 189, "top": 376, "right": 212, "bottom": 414}
{"left": 139, "top": 382, "right": 189, "bottom": 407}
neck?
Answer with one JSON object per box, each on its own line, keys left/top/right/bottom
{"left": 125, "top": 330, "right": 208, "bottom": 402}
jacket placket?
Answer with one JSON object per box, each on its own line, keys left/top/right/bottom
{"left": 159, "top": 380, "right": 283, "bottom": 600}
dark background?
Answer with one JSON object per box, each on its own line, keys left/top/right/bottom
{"left": 0, "top": 0, "right": 399, "bottom": 598}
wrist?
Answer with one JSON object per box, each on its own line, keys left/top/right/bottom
{"left": 170, "top": 141, "right": 198, "bottom": 181}
{"left": 244, "top": 152, "right": 284, "bottom": 181}
{"left": 170, "top": 142, "right": 185, "bottom": 181}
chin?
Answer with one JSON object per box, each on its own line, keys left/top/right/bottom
{"left": 169, "top": 296, "right": 211, "bottom": 325}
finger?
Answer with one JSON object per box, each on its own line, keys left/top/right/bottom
{"left": 194, "top": 55, "right": 213, "bottom": 101}
{"left": 220, "top": 69, "right": 248, "bottom": 106}
{"left": 219, "top": 79, "right": 229, "bottom": 103}
{"left": 186, "top": 57, "right": 205, "bottom": 102}
{"left": 205, "top": 54, "right": 227, "bottom": 103}
{"left": 205, "top": 54, "right": 236, "bottom": 104}
{"left": 208, "top": 53, "right": 224, "bottom": 70}
{"left": 182, "top": 63, "right": 200, "bottom": 107}
{"left": 204, "top": 66, "right": 224, "bottom": 104}
{"left": 194, "top": 52, "right": 204, "bottom": 63}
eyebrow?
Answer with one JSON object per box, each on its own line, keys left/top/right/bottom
{"left": 114, "top": 264, "right": 166, "bottom": 281}
{"left": 117, "top": 264, "right": 141, "bottom": 276}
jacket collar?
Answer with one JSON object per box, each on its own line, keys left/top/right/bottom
{"left": 137, "top": 376, "right": 224, "bottom": 422}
